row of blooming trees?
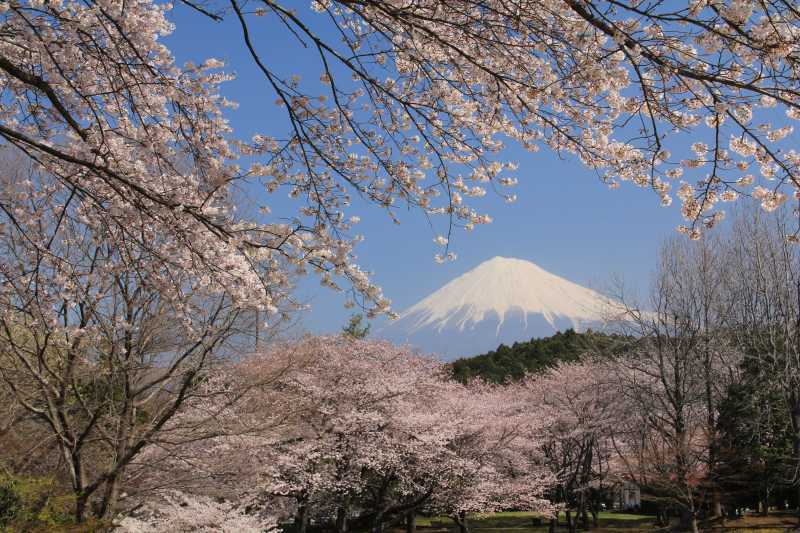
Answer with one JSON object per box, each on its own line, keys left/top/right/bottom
{"left": 112, "top": 336, "right": 554, "bottom": 532}
{"left": 2, "top": 205, "right": 800, "bottom": 531}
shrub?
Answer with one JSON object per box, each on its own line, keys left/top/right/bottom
{"left": 0, "top": 477, "right": 22, "bottom": 527}
{"left": 0, "top": 473, "right": 89, "bottom": 531}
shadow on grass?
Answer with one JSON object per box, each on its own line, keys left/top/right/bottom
{"left": 410, "top": 511, "right": 799, "bottom": 533}
{"left": 413, "top": 511, "right": 655, "bottom": 532}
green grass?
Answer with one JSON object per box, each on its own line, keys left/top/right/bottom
{"left": 414, "top": 511, "right": 654, "bottom": 531}
{"left": 726, "top": 530, "right": 786, "bottom": 533}
{"left": 412, "top": 511, "right": 799, "bottom": 532}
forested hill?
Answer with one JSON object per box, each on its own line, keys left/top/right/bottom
{"left": 450, "top": 329, "right": 628, "bottom": 383}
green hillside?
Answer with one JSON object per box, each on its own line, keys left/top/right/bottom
{"left": 450, "top": 329, "right": 628, "bottom": 383}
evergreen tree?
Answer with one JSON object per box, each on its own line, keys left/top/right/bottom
{"left": 451, "top": 329, "right": 629, "bottom": 383}
{"left": 342, "top": 314, "right": 370, "bottom": 339}
{"left": 717, "top": 357, "right": 796, "bottom": 514}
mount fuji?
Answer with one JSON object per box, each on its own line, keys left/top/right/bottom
{"left": 378, "top": 256, "right": 613, "bottom": 360}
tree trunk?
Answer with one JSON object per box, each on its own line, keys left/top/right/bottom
{"left": 676, "top": 413, "right": 700, "bottom": 533}
{"left": 726, "top": 505, "right": 738, "bottom": 520}
{"left": 704, "top": 311, "right": 723, "bottom": 520}
{"left": 405, "top": 511, "right": 416, "bottom": 533}
{"left": 75, "top": 492, "right": 89, "bottom": 524}
{"left": 797, "top": 482, "right": 800, "bottom": 528}
{"left": 761, "top": 485, "right": 770, "bottom": 516}
{"left": 65, "top": 448, "right": 88, "bottom": 523}
{"left": 295, "top": 502, "right": 309, "bottom": 533}
{"left": 453, "top": 512, "right": 471, "bottom": 533}
{"left": 791, "top": 397, "right": 800, "bottom": 526}
{"left": 797, "top": 483, "right": 800, "bottom": 528}
{"left": 549, "top": 517, "right": 557, "bottom": 533}
{"left": 97, "top": 473, "right": 121, "bottom": 519}
{"left": 655, "top": 508, "right": 666, "bottom": 528}
{"left": 371, "top": 511, "right": 384, "bottom": 533}
{"left": 678, "top": 508, "right": 699, "bottom": 533}
{"left": 711, "top": 488, "right": 723, "bottom": 519}
{"left": 576, "top": 491, "right": 586, "bottom": 528}
{"left": 336, "top": 506, "right": 349, "bottom": 533}
{"left": 566, "top": 509, "right": 576, "bottom": 533}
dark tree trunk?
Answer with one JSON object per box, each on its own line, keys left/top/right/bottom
{"left": 405, "top": 511, "right": 416, "bottom": 533}
{"left": 66, "top": 449, "right": 88, "bottom": 523}
{"left": 75, "top": 493, "right": 88, "bottom": 524}
{"left": 656, "top": 509, "right": 664, "bottom": 528}
{"left": 295, "top": 502, "right": 309, "bottom": 533}
{"left": 370, "top": 511, "right": 384, "bottom": 533}
{"left": 797, "top": 483, "right": 800, "bottom": 528}
{"left": 678, "top": 507, "right": 699, "bottom": 533}
{"left": 726, "top": 505, "right": 738, "bottom": 520}
{"left": 711, "top": 489, "right": 723, "bottom": 519}
{"left": 549, "top": 517, "right": 557, "bottom": 533}
{"left": 452, "top": 512, "right": 470, "bottom": 533}
{"left": 97, "top": 472, "right": 121, "bottom": 520}
{"left": 566, "top": 509, "right": 576, "bottom": 533}
{"left": 336, "top": 506, "right": 349, "bottom": 533}
{"left": 703, "top": 314, "right": 723, "bottom": 520}
{"left": 791, "top": 397, "right": 800, "bottom": 526}
{"left": 579, "top": 500, "right": 589, "bottom": 529}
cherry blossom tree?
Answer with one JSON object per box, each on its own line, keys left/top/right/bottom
{"left": 523, "top": 360, "right": 621, "bottom": 533}
{"left": 5, "top": 0, "right": 800, "bottom": 336}
{"left": 141, "top": 336, "right": 454, "bottom": 533}
{"left": 253, "top": 336, "right": 455, "bottom": 532}
{"left": 245, "top": 337, "right": 551, "bottom": 532}
{"left": 113, "top": 490, "right": 277, "bottom": 533}
{"left": 0, "top": 0, "right": 389, "bottom": 330}
{"left": 0, "top": 153, "right": 259, "bottom": 523}
{"left": 139, "top": 336, "right": 553, "bottom": 533}
{"left": 216, "top": 0, "right": 800, "bottom": 242}
{"left": 421, "top": 379, "right": 553, "bottom": 533}
{"left": 610, "top": 347, "right": 711, "bottom": 532}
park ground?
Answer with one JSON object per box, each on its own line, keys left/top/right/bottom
{"left": 400, "top": 511, "right": 800, "bottom": 532}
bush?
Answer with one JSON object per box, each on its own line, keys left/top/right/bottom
{"left": 0, "top": 473, "right": 84, "bottom": 531}
{"left": 0, "top": 477, "right": 22, "bottom": 527}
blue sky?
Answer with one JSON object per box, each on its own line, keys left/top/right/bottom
{"left": 164, "top": 4, "right": 686, "bottom": 333}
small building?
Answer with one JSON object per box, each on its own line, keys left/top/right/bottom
{"left": 614, "top": 481, "right": 641, "bottom": 511}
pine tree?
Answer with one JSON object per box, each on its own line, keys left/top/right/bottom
{"left": 342, "top": 314, "right": 370, "bottom": 339}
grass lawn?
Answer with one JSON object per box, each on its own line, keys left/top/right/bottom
{"left": 709, "top": 512, "right": 800, "bottom": 532}
{"left": 410, "top": 511, "right": 798, "bottom": 532}
{"left": 413, "top": 511, "right": 654, "bottom": 532}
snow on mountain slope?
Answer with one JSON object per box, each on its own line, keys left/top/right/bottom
{"left": 377, "top": 256, "right": 614, "bottom": 360}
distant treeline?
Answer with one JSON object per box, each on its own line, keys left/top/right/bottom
{"left": 450, "top": 328, "right": 630, "bottom": 383}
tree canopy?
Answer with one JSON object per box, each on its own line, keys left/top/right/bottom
{"left": 451, "top": 329, "right": 628, "bottom": 383}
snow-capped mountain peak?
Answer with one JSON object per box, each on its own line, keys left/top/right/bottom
{"left": 379, "top": 256, "right": 611, "bottom": 360}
